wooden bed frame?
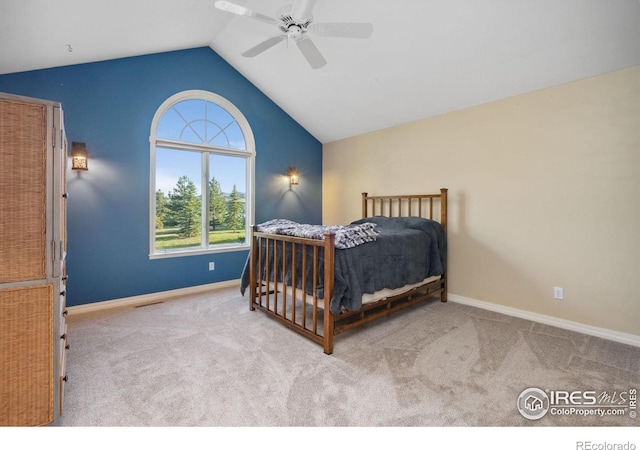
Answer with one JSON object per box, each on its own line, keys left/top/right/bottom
{"left": 248, "top": 189, "right": 448, "bottom": 354}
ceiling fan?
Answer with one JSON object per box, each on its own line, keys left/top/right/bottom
{"left": 214, "top": 0, "right": 373, "bottom": 69}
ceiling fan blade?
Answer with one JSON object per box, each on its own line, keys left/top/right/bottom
{"left": 241, "top": 35, "right": 286, "bottom": 57}
{"left": 308, "top": 23, "right": 374, "bottom": 39}
{"left": 290, "top": 0, "right": 317, "bottom": 21}
{"left": 296, "top": 37, "right": 327, "bottom": 69}
{"left": 214, "top": 1, "right": 279, "bottom": 25}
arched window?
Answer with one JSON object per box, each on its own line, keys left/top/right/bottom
{"left": 149, "top": 90, "right": 255, "bottom": 258}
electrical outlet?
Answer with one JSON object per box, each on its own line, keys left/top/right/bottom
{"left": 208, "top": 262, "right": 215, "bottom": 271}
{"left": 554, "top": 287, "right": 563, "bottom": 300}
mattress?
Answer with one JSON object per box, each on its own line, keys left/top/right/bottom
{"left": 266, "top": 275, "right": 441, "bottom": 311}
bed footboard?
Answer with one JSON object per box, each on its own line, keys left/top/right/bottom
{"left": 249, "top": 228, "right": 336, "bottom": 354}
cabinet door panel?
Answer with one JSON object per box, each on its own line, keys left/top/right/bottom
{"left": 0, "top": 285, "right": 53, "bottom": 426}
{"left": 0, "top": 99, "right": 47, "bottom": 283}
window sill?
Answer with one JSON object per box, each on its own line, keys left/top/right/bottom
{"left": 149, "top": 243, "right": 249, "bottom": 260}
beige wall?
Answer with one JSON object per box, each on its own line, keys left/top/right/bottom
{"left": 323, "top": 65, "right": 640, "bottom": 337}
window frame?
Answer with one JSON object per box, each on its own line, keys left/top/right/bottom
{"left": 149, "top": 90, "right": 255, "bottom": 259}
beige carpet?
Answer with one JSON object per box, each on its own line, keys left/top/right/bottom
{"left": 59, "top": 285, "right": 639, "bottom": 427}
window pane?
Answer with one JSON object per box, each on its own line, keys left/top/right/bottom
{"left": 209, "top": 154, "right": 246, "bottom": 246}
{"left": 214, "top": 120, "right": 246, "bottom": 150}
{"left": 155, "top": 147, "right": 202, "bottom": 251}
{"left": 156, "top": 107, "right": 182, "bottom": 141}
{"left": 157, "top": 99, "right": 246, "bottom": 149}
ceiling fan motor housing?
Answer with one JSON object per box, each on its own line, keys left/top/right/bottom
{"left": 278, "top": 10, "right": 312, "bottom": 40}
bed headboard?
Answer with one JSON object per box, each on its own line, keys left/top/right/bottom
{"left": 361, "top": 188, "right": 448, "bottom": 233}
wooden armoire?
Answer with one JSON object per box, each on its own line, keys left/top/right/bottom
{"left": 0, "top": 92, "right": 69, "bottom": 426}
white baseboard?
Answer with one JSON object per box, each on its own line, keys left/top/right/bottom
{"left": 67, "top": 279, "right": 241, "bottom": 316}
{"left": 68, "top": 283, "right": 639, "bottom": 348}
{"left": 448, "top": 293, "right": 640, "bottom": 348}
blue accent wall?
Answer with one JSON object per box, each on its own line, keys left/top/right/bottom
{"left": 0, "top": 47, "right": 322, "bottom": 306}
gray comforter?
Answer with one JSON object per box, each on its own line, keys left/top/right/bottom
{"left": 240, "top": 216, "right": 447, "bottom": 315}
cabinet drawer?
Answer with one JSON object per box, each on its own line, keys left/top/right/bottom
{"left": 59, "top": 374, "right": 66, "bottom": 416}
{"left": 59, "top": 321, "right": 68, "bottom": 377}
{"left": 59, "top": 321, "right": 68, "bottom": 416}
{"left": 59, "top": 287, "right": 67, "bottom": 319}
{"left": 59, "top": 322, "right": 68, "bottom": 373}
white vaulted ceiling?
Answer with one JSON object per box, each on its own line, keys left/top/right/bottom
{"left": 1, "top": 0, "right": 640, "bottom": 143}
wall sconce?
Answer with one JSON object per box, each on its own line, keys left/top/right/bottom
{"left": 287, "top": 166, "right": 300, "bottom": 187}
{"left": 71, "top": 141, "right": 88, "bottom": 170}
